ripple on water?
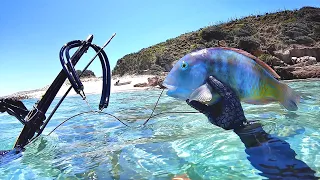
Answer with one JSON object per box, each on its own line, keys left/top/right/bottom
{"left": 0, "top": 80, "right": 319, "bottom": 179}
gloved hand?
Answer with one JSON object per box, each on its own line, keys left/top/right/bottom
{"left": 0, "top": 98, "right": 8, "bottom": 113}
{"left": 0, "top": 98, "right": 29, "bottom": 123}
{"left": 186, "top": 76, "right": 247, "bottom": 130}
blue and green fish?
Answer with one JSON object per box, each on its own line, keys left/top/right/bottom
{"left": 163, "top": 47, "right": 300, "bottom": 111}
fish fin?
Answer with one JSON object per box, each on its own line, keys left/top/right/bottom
{"left": 278, "top": 82, "right": 301, "bottom": 111}
{"left": 189, "top": 84, "right": 215, "bottom": 104}
{"left": 243, "top": 98, "right": 276, "bottom": 105}
{"left": 217, "top": 47, "right": 281, "bottom": 79}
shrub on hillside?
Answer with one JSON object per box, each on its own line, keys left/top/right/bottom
{"left": 155, "top": 53, "right": 176, "bottom": 72}
{"left": 200, "top": 26, "right": 227, "bottom": 41}
{"left": 238, "top": 36, "right": 260, "bottom": 54}
{"left": 295, "top": 36, "right": 315, "bottom": 45}
{"left": 281, "top": 22, "right": 311, "bottom": 39}
{"left": 232, "top": 24, "right": 257, "bottom": 37}
{"left": 76, "top": 70, "right": 96, "bottom": 78}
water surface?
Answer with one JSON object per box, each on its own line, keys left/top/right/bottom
{"left": 0, "top": 80, "right": 319, "bottom": 179}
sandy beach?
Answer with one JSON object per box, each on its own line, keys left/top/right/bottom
{"left": 4, "top": 75, "right": 160, "bottom": 99}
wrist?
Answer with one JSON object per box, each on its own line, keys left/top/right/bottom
{"left": 233, "top": 121, "right": 262, "bottom": 134}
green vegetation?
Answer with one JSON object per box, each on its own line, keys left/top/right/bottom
{"left": 76, "top": 70, "right": 96, "bottom": 78}
{"left": 112, "top": 7, "right": 320, "bottom": 76}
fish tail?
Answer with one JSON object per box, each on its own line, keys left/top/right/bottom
{"left": 277, "top": 82, "right": 301, "bottom": 111}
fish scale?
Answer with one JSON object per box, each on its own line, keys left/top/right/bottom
{"left": 208, "top": 49, "right": 261, "bottom": 99}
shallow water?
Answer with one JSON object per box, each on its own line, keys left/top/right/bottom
{"left": 0, "top": 80, "right": 319, "bottom": 179}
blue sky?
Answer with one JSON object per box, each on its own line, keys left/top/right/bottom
{"left": 0, "top": 0, "right": 319, "bottom": 96}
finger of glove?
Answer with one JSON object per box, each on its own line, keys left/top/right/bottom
{"left": 207, "top": 78, "right": 246, "bottom": 126}
{"left": 206, "top": 76, "right": 228, "bottom": 97}
{"left": 207, "top": 76, "right": 237, "bottom": 99}
{"left": 0, "top": 100, "right": 6, "bottom": 113}
{"left": 186, "top": 100, "right": 208, "bottom": 114}
{"left": 206, "top": 76, "right": 242, "bottom": 106}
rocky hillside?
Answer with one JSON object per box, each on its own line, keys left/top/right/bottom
{"left": 112, "top": 7, "right": 320, "bottom": 79}
{"left": 76, "top": 69, "right": 96, "bottom": 78}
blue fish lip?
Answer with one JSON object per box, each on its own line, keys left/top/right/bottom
{"left": 162, "top": 83, "right": 178, "bottom": 97}
{"left": 162, "top": 82, "right": 179, "bottom": 96}
{"left": 162, "top": 82, "right": 176, "bottom": 90}
{"left": 163, "top": 82, "right": 190, "bottom": 100}
{"left": 166, "top": 89, "right": 178, "bottom": 98}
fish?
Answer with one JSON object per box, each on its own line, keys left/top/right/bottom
{"left": 162, "top": 47, "right": 300, "bottom": 111}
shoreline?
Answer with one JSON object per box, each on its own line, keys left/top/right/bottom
{"left": 1, "top": 75, "right": 162, "bottom": 100}
{"left": 2, "top": 76, "right": 320, "bottom": 100}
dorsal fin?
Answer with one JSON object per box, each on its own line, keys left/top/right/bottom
{"left": 217, "top": 47, "right": 281, "bottom": 79}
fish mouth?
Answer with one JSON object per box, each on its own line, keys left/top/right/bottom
{"left": 162, "top": 82, "right": 190, "bottom": 100}
{"left": 162, "top": 82, "right": 176, "bottom": 90}
{"left": 162, "top": 82, "right": 180, "bottom": 97}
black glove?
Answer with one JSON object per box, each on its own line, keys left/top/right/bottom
{"left": 186, "top": 76, "right": 247, "bottom": 130}
{"left": 0, "top": 98, "right": 10, "bottom": 113}
{"left": 0, "top": 98, "right": 8, "bottom": 113}
{"left": 0, "top": 98, "right": 29, "bottom": 124}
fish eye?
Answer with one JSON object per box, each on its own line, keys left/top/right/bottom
{"left": 180, "top": 61, "right": 189, "bottom": 70}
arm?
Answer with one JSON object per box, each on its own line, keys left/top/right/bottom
{"left": 186, "top": 76, "right": 317, "bottom": 179}
{"left": 235, "top": 123, "right": 317, "bottom": 179}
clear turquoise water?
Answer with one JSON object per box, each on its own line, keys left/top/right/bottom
{"left": 0, "top": 80, "right": 319, "bottom": 179}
